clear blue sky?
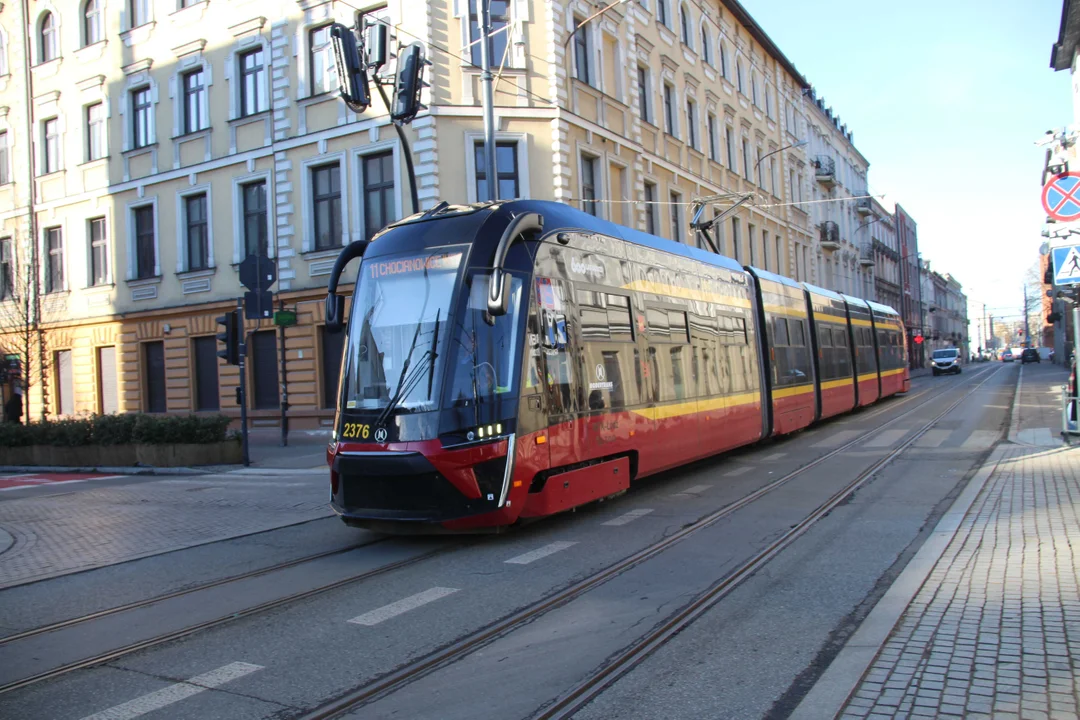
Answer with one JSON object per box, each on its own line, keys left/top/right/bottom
{"left": 742, "top": 0, "right": 1072, "bottom": 331}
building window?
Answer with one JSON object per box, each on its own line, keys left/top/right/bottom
{"left": 573, "top": 20, "right": 590, "bottom": 84}
{"left": 657, "top": 0, "right": 669, "bottom": 27}
{"left": 670, "top": 191, "right": 682, "bottom": 243}
{"left": 686, "top": 99, "right": 697, "bottom": 150}
{"left": 751, "top": 70, "right": 759, "bottom": 106}
{"left": 581, "top": 155, "right": 598, "bottom": 216}
{"left": 742, "top": 139, "right": 752, "bottom": 181}
{"left": 776, "top": 234, "right": 783, "bottom": 275}
{"left": 143, "top": 341, "right": 166, "bottom": 413}
{"left": 707, "top": 114, "right": 718, "bottom": 161}
{"left": 644, "top": 181, "right": 657, "bottom": 235}
{"left": 0, "top": 237, "right": 12, "bottom": 300}
{"left": 242, "top": 181, "right": 268, "bottom": 257}
{"left": 40, "top": 13, "right": 59, "bottom": 63}
{"left": 720, "top": 40, "right": 728, "bottom": 79}
{"left": 770, "top": 157, "right": 778, "bottom": 196}
{"left": 468, "top": 0, "right": 509, "bottom": 66}
{"left": 239, "top": 48, "right": 267, "bottom": 117}
{"left": 362, "top": 151, "right": 397, "bottom": 240}
{"left": 736, "top": 59, "right": 744, "bottom": 94}
{"left": 663, "top": 83, "right": 675, "bottom": 136}
{"left": 731, "top": 217, "right": 741, "bottom": 262}
{"left": 755, "top": 148, "right": 764, "bottom": 187}
{"left": 89, "top": 217, "right": 108, "bottom": 286}
{"left": 309, "top": 25, "right": 336, "bottom": 96}
{"left": 766, "top": 87, "right": 774, "bottom": 119}
{"left": 84, "top": 0, "right": 103, "bottom": 46}
{"left": 762, "top": 229, "right": 770, "bottom": 271}
{"left": 250, "top": 330, "right": 279, "bottom": 410}
{"left": 97, "top": 346, "right": 118, "bottom": 414}
{"left": 701, "top": 25, "right": 711, "bottom": 65}
{"left": 130, "top": 0, "right": 150, "bottom": 28}
{"left": 0, "top": 131, "right": 9, "bottom": 184}
{"left": 184, "top": 194, "right": 209, "bottom": 271}
{"left": 748, "top": 223, "right": 757, "bottom": 266}
{"left": 320, "top": 325, "right": 346, "bottom": 409}
{"left": 132, "top": 87, "right": 152, "bottom": 149}
{"left": 86, "top": 103, "right": 106, "bottom": 161}
{"left": 182, "top": 69, "right": 206, "bottom": 134}
{"left": 42, "top": 118, "right": 60, "bottom": 175}
{"left": 44, "top": 227, "right": 63, "bottom": 293}
{"left": 726, "top": 127, "right": 736, "bottom": 171}
{"left": 679, "top": 5, "right": 691, "bottom": 46}
{"left": 312, "top": 163, "right": 341, "bottom": 251}
{"left": 193, "top": 336, "right": 220, "bottom": 411}
{"left": 0, "top": 30, "right": 6, "bottom": 77}
{"left": 474, "top": 141, "right": 518, "bottom": 202}
{"left": 637, "top": 67, "right": 650, "bottom": 123}
{"left": 56, "top": 349, "right": 73, "bottom": 416}
{"left": 134, "top": 205, "right": 156, "bottom": 279}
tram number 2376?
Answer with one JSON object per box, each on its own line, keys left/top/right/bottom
{"left": 341, "top": 423, "right": 372, "bottom": 440}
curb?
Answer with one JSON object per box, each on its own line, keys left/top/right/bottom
{"left": 788, "top": 445, "right": 1008, "bottom": 720}
{"left": 0, "top": 465, "right": 208, "bottom": 476}
{"left": 1006, "top": 363, "right": 1024, "bottom": 444}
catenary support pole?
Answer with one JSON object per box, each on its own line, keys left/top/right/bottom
{"left": 238, "top": 298, "right": 251, "bottom": 467}
{"left": 279, "top": 298, "right": 288, "bottom": 447}
{"left": 479, "top": 0, "right": 498, "bottom": 201}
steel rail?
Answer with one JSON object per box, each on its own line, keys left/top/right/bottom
{"left": 297, "top": 367, "right": 1000, "bottom": 720}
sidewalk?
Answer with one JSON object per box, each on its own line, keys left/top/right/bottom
{"left": 794, "top": 364, "right": 1080, "bottom": 719}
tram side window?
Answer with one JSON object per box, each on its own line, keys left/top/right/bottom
{"left": 577, "top": 288, "right": 638, "bottom": 411}
{"left": 789, "top": 318, "right": 811, "bottom": 385}
{"left": 647, "top": 307, "right": 670, "bottom": 341}
{"left": 668, "top": 310, "right": 689, "bottom": 344}
{"left": 607, "top": 294, "right": 634, "bottom": 341}
{"left": 690, "top": 311, "right": 720, "bottom": 397}
{"left": 833, "top": 326, "right": 851, "bottom": 377}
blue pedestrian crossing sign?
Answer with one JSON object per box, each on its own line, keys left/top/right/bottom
{"left": 1053, "top": 245, "right": 1080, "bottom": 285}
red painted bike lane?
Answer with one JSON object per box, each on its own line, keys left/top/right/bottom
{"left": 0, "top": 472, "right": 123, "bottom": 491}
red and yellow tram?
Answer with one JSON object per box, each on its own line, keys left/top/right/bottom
{"left": 323, "top": 200, "right": 909, "bottom": 532}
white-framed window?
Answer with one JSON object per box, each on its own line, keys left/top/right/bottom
{"left": 88, "top": 216, "right": 109, "bottom": 286}
{"left": 359, "top": 149, "right": 397, "bottom": 240}
{"left": 725, "top": 125, "right": 736, "bottom": 171}
{"left": 707, "top": 113, "right": 718, "bottom": 161}
{"left": 42, "top": 117, "right": 61, "bottom": 175}
{"left": 130, "top": 0, "right": 150, "bottom": 28}
{"left": 309, "top": 24, "right": 336, "bottom": 96}
{"left": 86, "top": 102, "right": 106, "bottom": 161}
{"left": 129, "top": 200, "right": 159, "bottom": 280}
{"left": 468, "top": 0, "right": 510, "bottom": 66}
{"left": 131, "top": 86, "right": 152, "bottom": 148}
{"left": 657, "top": 0, "right": 671, "bottom": 29}
{"left": 766, "top": 85, "right": 775, "bottom": 119}
{"left": 40, "top": 12, "right": 59, "bottom": 64}
{"left": 719, "top": 38, "right": 729, "bottom": 80}
{"left": 669, "top": 189, "right": 683, "bottom": 243}
{"left": 751, "top": 69, "right": 759, "bottom": 106}
{"left": 0, "top": 236, "right": 13, "bottom": 300}
{"left": 736, "top": 58, "right": 745, "bottom": 94}
{"left": 230, "top": 170, "right": 272, "bottom": 262}
{"left": 44, "top": 226, "right": 64, "bottom": 293}
{"left": 742, "top": 138, "right": 751, "bottom": 181}
{"left": 679, "top": 3, "right": 692, "bottom": 48}
{"left": 643, "top": 180, "right": 657, "bottom": 235}
{"left": 176, "top": 187, "right": 212, "bottom": 272}
{"left": 685, "top": 98, "right": 697, "bottom": 150}
{"left": 463, "top": 131, "right": 530, "bottom": 205}
{"left": 239, "top": 48, "right": 268, "bottom": 117}
{"left": 663, "top": 82, "right": 676, "bottom": 136}
{"left": 301, "top": 153, "right": 348, "bottom": 252}
{"left": 0, "top": 131, "right": 9, "bottom": 184}
{"left": 83, "top": 0, "right": 103, "bottom": 46}
{"left": 636, "top": 66, "right": 651, "bottom": 124}
{"left": 700, "top": 24, "right": 712, "bottom": 66}
{"left": 579, "top": 152, "right": 601, "bottom": 217}
{"left": 573, "top": 17, "right": 590, "bottom": 84}
{"left": 755, "top": 147, "right": 763, "bottom": 187}
{"left": 181, "top": 68, "right": 207, "bottom": 134}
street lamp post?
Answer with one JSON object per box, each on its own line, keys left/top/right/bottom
{"left": 753, "top": 139, "right": 808, "bottom": 189}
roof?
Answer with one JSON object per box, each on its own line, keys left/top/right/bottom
{"left": 867, "top": 300, "right": 901, "bottom": 317}
{"left": 1052, "top": 0, "right": 1080, "bottom": 70}
{"left": 747, "top": 265, "right": 802, "bottom": 290}
{"left": 840, "top": 293, "right": 870, "bottom": 309}
{"left": 802, "top": 283, "right": 845, "bottom": 303}
{"left": 720, "top": 0, "right": 808, "bottom": 89}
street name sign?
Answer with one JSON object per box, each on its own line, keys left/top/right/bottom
{"left": 1052, "top": 244, "right": 1080, "bottom": 285}
{"left": 1042, "top": 172, "right": 1080, "bottom": 222}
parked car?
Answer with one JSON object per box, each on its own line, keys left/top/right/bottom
{"left": 931, "top": 348, "right": 962, "bottom": 376}
{"left": 1002, "top": 350, "right": 1014, "bottom": 362}
{"left": 1021, "top": 348, "right": 1041, "bottom": 364}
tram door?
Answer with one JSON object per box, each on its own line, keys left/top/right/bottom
{"left": 536, "top": 277, "right": 582, "bottom": 472}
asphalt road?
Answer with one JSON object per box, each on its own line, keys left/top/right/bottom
{"left": 0, "top": 364, "right": 1014, "bottom": 720}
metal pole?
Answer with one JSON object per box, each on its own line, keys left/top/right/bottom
{"left": 479, "top": 0, "right": 498, "bottom": 202}
{"left": 1024, "top": 285, "right": 1031, "bottom": 347}
{"left": 237, "top": 300, "right": 251, "bottom": 467}
{"left": 278, "top": 298, "right": 288, "bottom": 447}
{"left": 1073, "top": 303, "right": 1079, "bottom": 388}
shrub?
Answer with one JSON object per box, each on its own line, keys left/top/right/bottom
{"left": 0, "top": 413, "right": 233, "bottom": 446}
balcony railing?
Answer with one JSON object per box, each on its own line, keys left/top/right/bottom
{"left": 855, "top": 197, "right": 872, "bottom": 216}
{"left": 814, "top": 155, "right": 836, "bottom": 186}
{"left": 819, "top": 220, "right": 840, "bottom": 250}
{"left": 859, "top": 241, "right": 875, "bottom": 267}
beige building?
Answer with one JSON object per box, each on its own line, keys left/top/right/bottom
{"left": 0, "top": 0, "right": 819, "bottom": 427}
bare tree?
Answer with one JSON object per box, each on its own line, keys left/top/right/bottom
{"left": 0, "top": 238, "right": 49, "bottom": 421}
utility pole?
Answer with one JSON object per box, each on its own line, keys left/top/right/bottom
{"left": 479, "top": 0, "right": 498, "bottom": 202}
{"left": 1023, "top": 285, "right": 1031, "bottom": 347}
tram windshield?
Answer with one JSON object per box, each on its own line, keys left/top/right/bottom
{"left": 339, "top": 248, "right": 464, "bottom": 413}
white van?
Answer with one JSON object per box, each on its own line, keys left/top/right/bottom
{"left": 931, "top": 348, "right": 962, "bottom": 376}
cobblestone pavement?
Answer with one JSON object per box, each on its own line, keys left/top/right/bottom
{"left": 0, "top": 475, "right": 332, "bottom": 588}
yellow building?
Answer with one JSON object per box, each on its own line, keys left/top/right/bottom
{"left": 0, "top": 0, "right": 817, "bottom": 428}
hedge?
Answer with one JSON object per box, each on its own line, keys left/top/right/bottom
{"left": 0, "top": 414, "right": 235, "bottom": 447}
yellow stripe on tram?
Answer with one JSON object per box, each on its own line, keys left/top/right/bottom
{"left": 857, "top": 372, "right": 878, "bottom": 383}
{"left": 771, "top": 383, "right": 816, "bottom": 400}
{"left": 630, "top": 392, "right": 761, "bottom": 421}
{"left": 820, "top": 378, "right": 854, "bottom": 391}
{"left": 620, "top": 280, "right": 752, "bottom": 308}
{"left": 848, "top": 318, "right": 874, "bottom": 328}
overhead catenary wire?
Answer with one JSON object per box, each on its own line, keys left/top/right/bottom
{"left": 560, "top": 193, "right": 887, "bottom": 210}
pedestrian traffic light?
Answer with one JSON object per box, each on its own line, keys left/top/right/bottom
{"left": 330, "top": 23, "right": 370, "bottom": 114}
{"left": 914, "top": 334, "right": 923, "bottom": 345}
{"left": 216, "top": 310, "right": 240, "bottom": 366}
{"left": 390, "top": 41, "right": 426, "bottom": 123}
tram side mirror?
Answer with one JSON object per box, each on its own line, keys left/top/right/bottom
{"left": 325, "top": 294, "right": 346, "bottom": 333}
{"left": 487, "top": 270, "right": 513, "bottom": 317}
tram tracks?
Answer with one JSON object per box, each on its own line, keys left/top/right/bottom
{"left": 296, "top": 366, "right": 1002, "bottom": 720}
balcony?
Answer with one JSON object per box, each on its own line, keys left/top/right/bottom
{"left": 859, "top": 242, "right": 875, "bottom": 267}
{"left": 855, "top": 197, "right": 872, "bottom": 216}
{"left": 814, "top": 155, "right": 836, "bottom": 187}
{"left": 819, "top": 220, "right": 840, "bottom": 250}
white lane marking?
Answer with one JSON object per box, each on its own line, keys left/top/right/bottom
{"left": 348, "top": 587, "right": 460, "bottom": 626}
{"left": 504, "top": 541, "right": 578, "bottom": 565}
{"left": 602, "top": 509, "right": 654, "bottom": 526}
{"left": 864, "top": 428, "right": 908, "bottom": 448}
{"left": 672, "top": 484, "right": 712, "bottom": 497}
{"left": 157, "top": 479, "right": 308, "bottom": 488}
{"left": 914, "top": 429, "right": 951, "bottom": 448}
{"left": 811, "top": 430, "right": 862, "bottom": 448}
{"left": 759, "top": 452, "right": 786, "bottom": 461}
{"left": 722, "top": 466, "right": 753, "bottom": 477}
{"left": 79, "top": 662, "right": 263, "bottom": 720}
{"left": 961, "top": 430, "right": 999, "bottom": 450}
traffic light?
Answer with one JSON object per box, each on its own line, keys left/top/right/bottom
{"left": 216, "top": 310, "right": 240, "bottom": 366}
{"left": 390, "top": 42, "right": 426, "bottom": 123}
{"left": 330, "top": 23, "right": 370, "bottom": 113}
{"left": 914, "top": 334, "right": 924, "bottom": 345}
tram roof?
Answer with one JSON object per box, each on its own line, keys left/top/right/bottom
{"left": 801, "top": 283, "right": 845, "bottom": 303}
{"left": 867, "top": 300, "right": 901, "bottom": 317}
{"left": 745, "top": 265, "right": 803, "bottom": 290}
{"left": 840, "top": 293, "right": 871, "bottom": 309}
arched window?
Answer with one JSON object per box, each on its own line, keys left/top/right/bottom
{"left": 736, "top": 59, "right": 744, "bottom": 94}
{"left": 700, "top": 25, "right": 712, "bottom": 66}
{"left": 751, "top": 70, "right": 759, "bottom": 106}
{"left": 679, "top": 5, "right": 691, "bottom": 47}
{"left": 719, "top": 39, "right": 728, "bottom": 79}
{"left": 84, "top": 0, "right": 103, "bottom": 46}
{"left": 40, "top": 13, "right": 58, "bottom": 63}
